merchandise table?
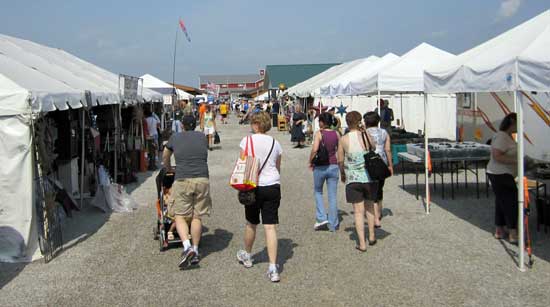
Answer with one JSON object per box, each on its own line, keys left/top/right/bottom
{"left": 398, "top": 152, "right": 490, "bottom": 200}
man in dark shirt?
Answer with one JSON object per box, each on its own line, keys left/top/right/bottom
{"left": 163, "top": 115, "right": 211, "bottom": 269}
{"left": 271, "top": 99, "right": 280, "bottom": 127}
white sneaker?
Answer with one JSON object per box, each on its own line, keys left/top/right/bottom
{"left": 314, "top": 220, "right": 329, "bottom": 231}
{"left": 267, "top": 268, "right": 280, "bottom": 282}
{"left": 236, "top": 250, "right": 253, "bottom": 268}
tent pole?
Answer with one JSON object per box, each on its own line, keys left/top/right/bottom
{"left": 377, "top": 89, "right": 381, "bottom": 128}
{"left": 114, "top": 104, "right": 118, "bottom": 183}
{"left": 80, "top": 108, "right": 85, "bottom": 208}
{"left": 400, "top": 93, "right": 404, "bottom": 129}
{"left": 424, "top": 93, "right": 430, "bottom": 214}
{"left": 516, "top": 90, "right": 525, "bottom": 271}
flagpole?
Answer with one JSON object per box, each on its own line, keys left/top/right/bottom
{"left": 172, "top": 27, "right": 178, "bottom": 101}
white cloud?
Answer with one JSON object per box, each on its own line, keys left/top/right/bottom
{"left": 497, "top": 0, "right": 522, "bottom": 19}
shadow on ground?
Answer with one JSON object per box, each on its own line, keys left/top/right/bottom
{"left": 0, "top": 262, "right": 26, "bottom": 289}
{"left": 344, "top": 226, "right": 391, "bottom": 246}
{"left": 400, "top": 179, "right": 550, "bottom": 264}
{"left": 200, "top": 228, "right": 234, "bottom": 259}
{"left": 252, "top": 238, "right": 298, "bottom": 273}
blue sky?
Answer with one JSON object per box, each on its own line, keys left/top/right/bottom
{"left": 0, "top": 0, "right": 548, "bottom": 86}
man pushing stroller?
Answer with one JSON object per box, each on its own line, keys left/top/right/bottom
{"left": 162, "top": 115, "right": 212, "bottom": 269}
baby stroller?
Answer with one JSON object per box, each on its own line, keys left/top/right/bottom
{"left": 153, "top": 169, "right": 180, "bottom": 251}
{"left": 239, "top": 111, "right": 251, "bottom": 125}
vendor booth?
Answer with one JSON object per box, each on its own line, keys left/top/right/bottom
{"left": 0, "top": 34, "right": 160, "bottom": 263}
{"left": 424, "top": 9, "right": 550, "bottom": 271}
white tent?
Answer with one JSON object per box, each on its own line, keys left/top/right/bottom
{"left": 288, "top": 56, "right": 380, "bottom": 98}
{"left": 359, "top": 43, "right": 458, "bottom": 140}
{"left": 424, "top": 9, "right": 550, "bottom": 271}
{"left": 141, "top": 74, "right": 193, "bottom": 102}
{"left": 360, "top": 43, "right": 456, "bottom": 94}
{"left": 0, "top": 34, "right": 162, "bottom": 263}
{"left": 0, "top": 75, "right": 41, "bottom": 263}
{"left": 0, "top": 34, "right": 162, "bottom": 105}
{"left": 320, "top": 53, "right": 400, "bottom": 97}
{"left": 254, "top": 91, "right": 269, "bottom": 101}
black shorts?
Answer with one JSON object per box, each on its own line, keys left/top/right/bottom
{"left": 245, "top": 184, "right": 281, "bottom": 225}
{"left": 221, "top": 114, "right": 227, "bottom": 118}
{"left": 345, "top": 182, "right": 378, "bottom": 204}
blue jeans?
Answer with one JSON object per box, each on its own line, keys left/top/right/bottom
{"left": 313, "top": 164, "right": 340, "bottom": 230}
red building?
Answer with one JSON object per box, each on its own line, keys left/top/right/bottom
{"left": 199, "top": 74, "right": 263, "bottom": 99}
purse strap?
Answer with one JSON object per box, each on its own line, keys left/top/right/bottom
{"left": 361, "top": 131, "right": 375, "bottom": 152}
{"left": 244, "top": 135, "right": 255, "bottom": 157}
{"left": 258, "top": 138, "right": 275, "bottom": 176}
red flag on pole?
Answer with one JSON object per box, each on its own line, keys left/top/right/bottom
{"left": 179, "top": 18, "right": 191, "bottom": 42}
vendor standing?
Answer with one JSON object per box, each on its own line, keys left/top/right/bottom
{"left": 290, "top": 104, "right": 306, "bottom": 148}
{"left": 145, "top": 109, "right": 160, "bottom": 170}
{"left": 271, "top": 99, "right": 280, "bottom": 128}
{"left": 487, "top": 113, "right": 518, "bottom": 244}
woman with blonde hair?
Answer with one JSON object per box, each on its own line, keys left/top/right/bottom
{"left": 235, "top": 111, "right": 284, "bottom": 282}
{"left": 337, "top": 111, "right": 378, "bottom": 252}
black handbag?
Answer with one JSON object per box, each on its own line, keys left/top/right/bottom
{"left": 311, "top": 131, "right": 330, "bottom": 166}
{"left": 238, "top": 138, "right": 275, "bottom": 206}
{"left": 361, "top": 132, "right": 391, "bottom": 181}
{"left": 214, "top": 131, "right": 221, "bottom": 144}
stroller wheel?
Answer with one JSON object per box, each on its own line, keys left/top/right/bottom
{"left": 159, "top": 236, "right": 166, "bottom": 252}
{"left": 153, "top": 226, "right": 159, "bottom": 240}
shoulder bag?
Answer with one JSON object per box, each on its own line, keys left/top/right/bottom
{"left": 237, "top": 137, "right": 276, "bottom": 206}
{"left": 361, "top": 132, "right": 391, "bottom": 181}
{"left": 311, "top": 131, "right": 330, "bottom": 166}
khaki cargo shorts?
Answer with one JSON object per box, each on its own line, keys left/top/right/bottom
{"left": 167, "top": 178, "right": 212, "bottom": 218}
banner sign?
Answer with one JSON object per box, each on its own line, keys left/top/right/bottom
{"left": 206, "top": 82, "right": 220, "bottom": 98}
{"left": 121, "top": 75, "right": 140, "bottom": 101}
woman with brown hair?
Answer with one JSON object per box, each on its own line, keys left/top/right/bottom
{"left": 337, "top": 111, "right": 379, "bottom": 252}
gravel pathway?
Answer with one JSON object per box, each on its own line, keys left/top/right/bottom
{"left": 1, "top": 116, "right": 550, "bottom": 307}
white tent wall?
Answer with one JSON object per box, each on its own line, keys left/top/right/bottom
{"left": 0, "top": 88, "right": 39, "bottom": 262}
{"left": 397, "top": 94, "right": 457, "bottom": 139}
{"left": 316, "top": 94, "right": 456, "bottom": 140}
{"left": 458, "top": 91, "right": 550, "bottom": 161}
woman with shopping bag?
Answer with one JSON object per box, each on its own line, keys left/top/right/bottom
{"left": 230, "top": 112, "right": 283, "bottom": 282}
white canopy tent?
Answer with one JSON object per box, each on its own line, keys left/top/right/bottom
{"left": 288, "top": 56, "right": 380, "bottom": 98}
{"left": 0, "top": 34, "right": 161, "bottom": 262}
{"left": 254, "top": 91, "right": 269, "bottom": 101}
{"left": 0, "top": 69, "right": 87, "bottom": 262}
{"left": 424, "top": 9, "right": 550, "bottom": 271}
{"left": 0, "top": 34, "right": 162, "bottom": 105}
{"left": 359, "top": 43, "right": 456, "bottom": 94}
{"left": 141, "top": 74, "right": 193, "bottom": 103}
{"left": 320, "top": 53, "right": 400, "bottom": 97}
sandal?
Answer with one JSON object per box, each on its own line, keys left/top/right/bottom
{"left": 355, "top": 246, "right": 367, "bottom": 253}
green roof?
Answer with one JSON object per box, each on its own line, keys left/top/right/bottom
{"left": 263, "top": 63, "right": 340, "bottom": 90}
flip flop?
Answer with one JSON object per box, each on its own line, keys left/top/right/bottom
{"left": 355, "top": 246, "right": 367, "bottom": 253}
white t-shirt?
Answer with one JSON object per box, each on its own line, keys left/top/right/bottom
{"left": 240, "top": 134, "right": 283, "bottom": 187}
{"left": 146, "top": 116, "right": 159, "bottom": 137}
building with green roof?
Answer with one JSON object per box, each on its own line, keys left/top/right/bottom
{"left": 263, "top": 63, "right": 340, "bottom": 91}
